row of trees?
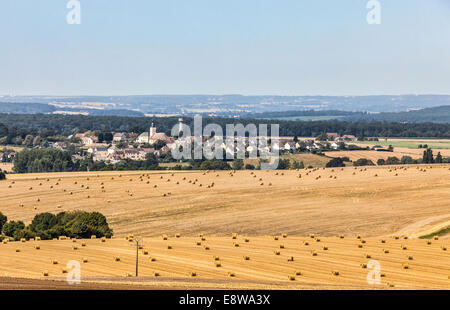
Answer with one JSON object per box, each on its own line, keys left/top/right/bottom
{"left": 325, "top": 149, "right": 449, "bottom": 168}
{"left": 0, "top": 211, "right": 113, "bottom": 241}
{"left": 12, "top": 148, "right": 161, "bottom": 173}
{"left": 3, "top": 114, "right": 450, "bottom": 139}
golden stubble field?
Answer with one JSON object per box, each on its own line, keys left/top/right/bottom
{"left": 0, "top": 235, "right": 449, "bottom": 289}
{"left": 2, "top": 166, "right": 450, "bottom": 238}
{"left": 1, "top": 165, "right": 450, "bottom": 289}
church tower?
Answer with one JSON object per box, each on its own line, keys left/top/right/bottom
{"left": 149, "top": 123, "right": 156, "bottom": 137}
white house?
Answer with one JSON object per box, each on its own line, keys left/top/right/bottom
{"left": 113, "top": 133, "right": 127, "bottom": 142}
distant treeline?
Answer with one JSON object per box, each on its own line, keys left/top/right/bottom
{"left": 2, "top": 113, "right": 450, "bottom": 138}
{"left": 345, "top": 105, "right": 450, "bottom": 123}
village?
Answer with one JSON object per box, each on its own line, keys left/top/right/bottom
{"left": 1, "top": 121, "right": 390, "bottom": 169}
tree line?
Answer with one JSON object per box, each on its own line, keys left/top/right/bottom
{"left": 2, "top": 113, "right": 450, "bottom": 139}
{"left": 0, "top": 211, "right": 112, "bottom": 241}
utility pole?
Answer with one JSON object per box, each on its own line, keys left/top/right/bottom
{"left": 133, "top": 237, "right": 142, "bottom": 277}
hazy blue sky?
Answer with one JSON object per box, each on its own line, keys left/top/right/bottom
{"left": 0, "top": 0, "right": 449, "bottom": 96}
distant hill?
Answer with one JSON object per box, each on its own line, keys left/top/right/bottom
{"left": 345, "top": 105, "right": 450, "bottom": 123}
{"left": 0, "top": 102, "right": 55, "bottom": 114}
{"left": 1, "top": 94, "right": 450, "bottom": 117}
{"left": 0, "top": 102, "right": 144, "bottom": 117}
{"left": 243, "top": 110, "right": 364, "bottom": 121}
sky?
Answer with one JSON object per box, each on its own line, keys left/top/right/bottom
{"left": 0, "top": 0, "right": 449, "bottom": 96}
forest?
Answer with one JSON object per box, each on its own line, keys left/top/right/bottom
{"left": 2, "top": 113, "right": 450, "bottom": 139}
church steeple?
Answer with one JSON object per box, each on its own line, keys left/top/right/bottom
{"left": 149, "top": 123, "right": 156, "bottom": 137}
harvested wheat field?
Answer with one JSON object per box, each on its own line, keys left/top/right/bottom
{"left": 2, "top": 166, "right": 450, "bottom": 238}
{"left": 1, "top": 166, "right": 450, "bottom": 289}
{"left": 0, "top": 235, "right": 449, "bottom": 289}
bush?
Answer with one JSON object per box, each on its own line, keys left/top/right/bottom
{"left": 199, "top": 160, "right": 231, "bottom": 170}
{"left": 0, "top": 169, "right": 5, "bottom": 180}
{"left": 3, "top": 221, "right": 25, "bottom": 237}
{"left": 377, "top": 159, "right": 385, "bottom": 166}
{"left": 277, "top": 159, "right": 291, "bottom": 170}
{"left": 231, "top": 159, "right": 244, "bottom": 170}
{"left": 245, "top": 164, "right": 255, "bottom": 170}
{"left": 13, "top": 229, "right": 36, "bottom": 241}
{"left": 400, "top": 156, "right": 415, "bottom": 164}
{"left": 353, "top": 158, "right": 375, "bottom": 166}
{"left": 385, "top": 156, "right": 400, "bottom": 165}
{"left": 326, "top": 158, "right": 345, "bottom": 168}
{"left": 292, "top": 161, "right": 305, "bottom": 169}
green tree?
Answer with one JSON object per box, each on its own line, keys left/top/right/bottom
{"left": 68, "top": 212, "right": 113, "bottom": 238}
{"left": 316, "top": 132, "right": 328, "bottom": 141}
{"left": 104, "top": 132, "right": 113, "bottom": 143}
{"left": 400, "top": 156, "right": 414, "bottom": 164}
{"left": 326, "top": 158, "right": 345, "bottom": 168}
{"left": 292, "top": 161, "right": 305, "bottom": 169}
{"left": 97, "top": 132, "right": 104, "bottom": 142}
{"left": 422, "top": 148, "right": 434, "bottom": 164}
{"left": 232, "top": 159, "right": 244, "bottom": 170}
{"left": 353, "top": 158, "right": 375, "bottom": 166}
{"left": 13, "top": 229, "right": 36, "bottom": 241}
{"left": 385, "top": 156, "right": 400, "bottom": 165}
{"left": 2, "top": 221, "right": 25, "bottom": 237}
{"left": 377, "top": 159, "right": 385, "bottom": 166}
{"left": 436, "top": 152, "right": 443, "bottom": 164}
{"left": 199, "top": 160, "right": 231, "bottom": 170}
{"left": 277, "top": 159, "right": 291, "bottom": 170}
{"left": 0, "top": 212, "right": 7, "bottom": 233}
{"left": 244, "top": 164, "right": 255, "bottom": 170}
{"left": 29, "top": 213, "right": 58, "bottom": 232}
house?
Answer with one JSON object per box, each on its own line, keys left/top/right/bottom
{"left": 342, "top": 135, "right": 357, "bottom": 142}
{"left": 53, "top": 141, "right": 67, "bottom": 150}
{"left": 326, "top": 133, "right": 339, "bottom": 140}
{"left": 113, "top": 133, "right": 127, "bottom": 142}
{"left": 156, "top": 145, "right": 170, "bottom": 156}
{"left": 75, "top": 133, "right": 98, "bottom": 145}
{"left": 283, "top": 142, "right": 296, "bottom": 151}
{"left": 112, "top": 148, "right": 148, "bottom": 161}
{"left": 91, "top": 147, "right": 109, "bottom": 162}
